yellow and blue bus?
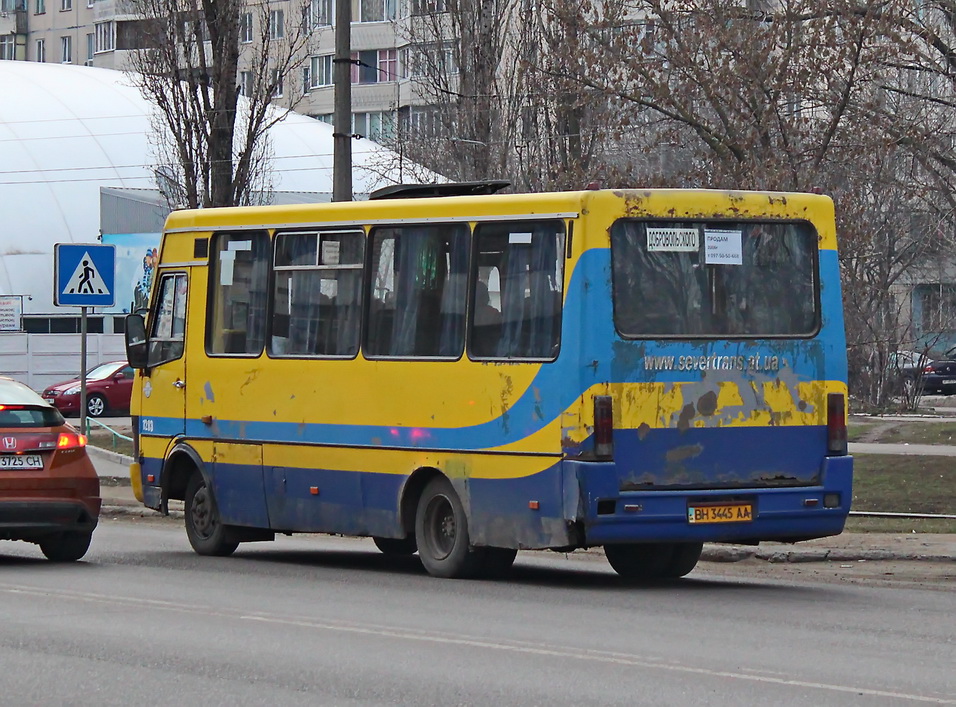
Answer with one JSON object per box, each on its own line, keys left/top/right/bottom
{"left": 124, "top": 184, "right": 852, "bottom": 579}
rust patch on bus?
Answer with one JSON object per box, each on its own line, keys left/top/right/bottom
{"left": 665, "top": 444, "right": 703, "bottom": 464}
{"left": 676, "top": 403, "right": 696, "bottom": 432}
{"left": 696, "top": 390, "right": 718, "bottom": 416}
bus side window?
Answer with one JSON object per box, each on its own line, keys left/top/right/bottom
{"left": 270, "top": 230, "right": 364, "bottom": 357}
{"left": 470, "top": 220, "right": 564, "bottom": 360}
{"left": 207, "top": 232, "right": 270, "bottom": 355}
{"left": 470, "top": 275, "right": 502, "bottom": 357}
{"left": 366, "top": 224, "right": 469, "bottom": 358}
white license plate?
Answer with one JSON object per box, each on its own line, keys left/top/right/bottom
{"left": 943, "top": 380, "right": 956, "bottom": 385}
{"left": 0, "top": 454, "right": 44, "bottom": 470}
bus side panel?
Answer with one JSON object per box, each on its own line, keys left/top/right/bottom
{"left": 265, "top": 464, "right": 367, "bottom": 534}
{"left": 209, "top": 442, "right": 270, "bottom": 529}
{"left": 359, "top": 472, "right": 409, "bottom": 538}
{"left": 467, "top": 461, "right": 573, "bottom": 549}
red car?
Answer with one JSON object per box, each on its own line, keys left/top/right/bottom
{"left": 0, "top": 377, "right": 100, "bottom": 561}
{"left": 41, "top": 361, "right": 134, "bottom": 418}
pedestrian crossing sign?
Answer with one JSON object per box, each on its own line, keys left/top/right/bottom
{"left": 54, "top": 243, "right": 116, "bottom": 307}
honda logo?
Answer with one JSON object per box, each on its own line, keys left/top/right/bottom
{"left": 2, "top": 437, "right": 16, "bottom": 450}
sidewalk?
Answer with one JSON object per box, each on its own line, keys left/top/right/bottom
{"left": 87, "top": 448, "right": 956, "bottom": 565}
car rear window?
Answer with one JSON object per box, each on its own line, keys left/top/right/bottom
{"left": 0, "top": 406, "right": 65, "bottom": 428}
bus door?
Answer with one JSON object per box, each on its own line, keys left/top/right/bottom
{"left": 142, "top": 271, "right": 189, "bottom": 443}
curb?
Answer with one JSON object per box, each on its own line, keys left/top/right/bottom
{"left": 100, "top": 499, "right": 184, "bottom": 520}
{"left": 87, "top": 447, "right": 134, "bottom": 466}
{"left": 701, "top": 546, "right": 955, "bottom": 564}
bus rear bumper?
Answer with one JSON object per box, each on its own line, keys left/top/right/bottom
{"left": 574, "top": 455, "right": 853, "bottom": 546}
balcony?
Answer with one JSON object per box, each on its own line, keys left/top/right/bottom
{"left": 93, "top": 0, "right": 142, "bottom": 21}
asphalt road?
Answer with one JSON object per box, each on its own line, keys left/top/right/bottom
{"left": 0, "top": 520, "right": 953, "bottom": 706}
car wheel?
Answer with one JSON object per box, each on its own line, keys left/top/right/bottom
{"left": 184, "top": 473, "right": 239, "bottom": 557}
{"left": 372, "top": 535, "right": 418, "bottom": 555}
{"left": 39, "top": 530, "right": 93, "bottom": 562}
{"left": 415, "top": 476, "right": 484, "bottom": 578}
{"left": 86, "top": 394, "right": 107, "bottom": 418}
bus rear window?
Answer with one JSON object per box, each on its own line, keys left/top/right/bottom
{"left": 610, "top": 220, "right": 818, "bottom": 338}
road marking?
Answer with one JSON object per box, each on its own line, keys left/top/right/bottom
{"left": 238, "top": 613, "right": 955, "bottom": 704}
{"left": 1, "top": 582, "right": 952, "bottom": 704}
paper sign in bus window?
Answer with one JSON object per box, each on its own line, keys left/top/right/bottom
{"left": 509, "top": 232, "right": 533, "bottom": 245}
{"left": 646, "top": 227, "right": 699, "bottom": 252}
{"left": 220, "top": 251, "right": 236, "bottom": 285}
{"left": 704, "top": 229, "right": 743, "bottom": 265}
{"left": 321, "top": 240, "right": 341, "bottom": 266}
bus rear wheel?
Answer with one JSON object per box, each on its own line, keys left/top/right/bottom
{"left": 480, "top": 547, "right": 518, "bottom": 577}
{"left": 415, "top": 476, "right": 484, "bottom": 578}
{"left": 184, "top": 474, "right": 239, "bottom": 557}
{"left": 604, "top": 542, "right": 703, "bottom": 580}
{"left": 372, "top": 536, "right": 418, "bottom": 555}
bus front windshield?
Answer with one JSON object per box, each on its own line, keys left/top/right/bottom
{"left": 610, "top": 220, "right": 819, "bottom": 338}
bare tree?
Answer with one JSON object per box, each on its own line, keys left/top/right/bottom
{"left": 379, "top": 0, "right": 622, "bottom": 191}
{"left": 127, "top": 0, "right": 312, "bottom": 208}
{"left": 511, "top": 0, "right": 626, "bottom": 191}
{"left": 389, "top": 0, "right": 525, "bottom": 183}
{"left": 536, "top": 0, "right": 956, "bottom": 408}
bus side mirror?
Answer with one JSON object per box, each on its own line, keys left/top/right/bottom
{"left": 125, "top": 313, "right": 149, "bottom": 370}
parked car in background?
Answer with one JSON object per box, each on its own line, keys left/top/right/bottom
{"left": 0, "top": 377, "right": 100, "bottom": 561}
{"left": 888, "top": 350, "right": 930, "bottom": 396}
{"left": 890, "top": 348, "right": 956, "bottom": 395}
{"left": 41, "top": 361, "right": 134, "bottom": 418}
{"left": 913, "top": 347, "right": 956, "bottom": 395}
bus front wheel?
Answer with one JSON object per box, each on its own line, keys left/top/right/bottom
{"left": 184, "top": 474, "right": 239, "bottom": 557}
{"left": 415, "top": 477, "right": 484, "bottom": 578}
{"left": 604, "top": 542, "right": 703, "bottom": 580}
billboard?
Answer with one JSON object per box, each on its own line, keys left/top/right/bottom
{"left": 100, "top": 233, "right": 162, "bottom": 314}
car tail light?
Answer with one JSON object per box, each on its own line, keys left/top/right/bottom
{"left": 57, "top": 431, "right": 88, "bottom": 449}
{"left": 594, "top": 395, "right": 614, "bottom": 460}
{"left": 826, "top": 393, "right": 847, "bottom": 456}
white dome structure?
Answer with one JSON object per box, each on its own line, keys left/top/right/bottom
{"left": 0, "top": 61, "right": 419, "bottom": 314}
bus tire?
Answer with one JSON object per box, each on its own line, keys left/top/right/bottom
{"left": 663, "top": 542, "right": 703, "bottom": 578}
{"left": 39, "top": 530, "right": 93, "bottom": 562}
{"left": 415, "top": 476, "right": 483, "bottom": 578}
{"left": 372, "top": 536, "right": 418, "bottom": 556}
{"left": 184, "top": 473, "right": 239, "bottom": 557}
{"left": 604, "top": 543, "right": 673, "bottom": 580}
{"left": 479, "top": 547, "right": 518, "bottom": 578}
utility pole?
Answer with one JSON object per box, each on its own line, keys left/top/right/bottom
{"left": 332, "top": 0, "right": 352, "bottom": 202}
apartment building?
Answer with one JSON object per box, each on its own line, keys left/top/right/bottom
{"left": 3, "top": 0, "right": 443, "bottom": 144}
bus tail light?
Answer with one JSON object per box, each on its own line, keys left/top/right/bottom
{"left": 826, "top": 393, "right": 847, "bottom": 456}
{"left": 594, "top": 395, "right": 614, "bottom": 460}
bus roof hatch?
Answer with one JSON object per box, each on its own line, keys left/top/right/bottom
{"left": 369, "top": 180, "right": 511, "bottom": 200}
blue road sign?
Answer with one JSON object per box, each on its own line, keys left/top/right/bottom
{"left": 54, "top": 243, "right": 116, "bottom": 307}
